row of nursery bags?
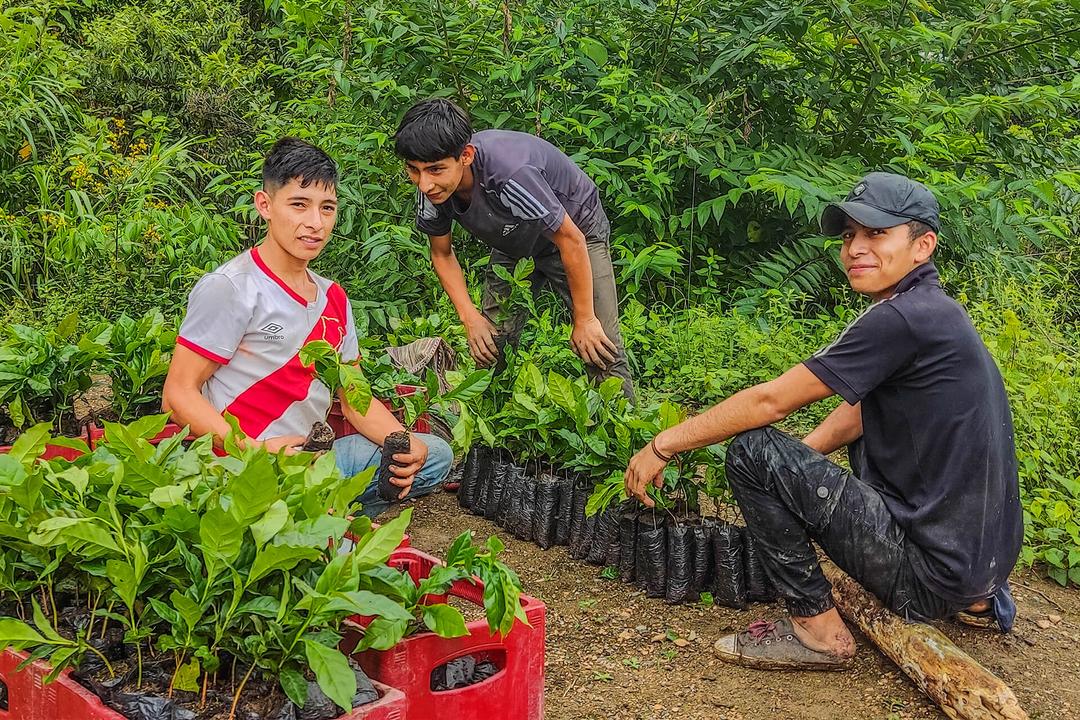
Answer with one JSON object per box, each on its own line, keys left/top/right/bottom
{"left": 457, "top": 446, "right": 777, "bottom": 607}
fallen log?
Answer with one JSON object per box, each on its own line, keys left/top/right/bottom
{"left": 822, "top": 563, "right": 1028, "bottom": 720}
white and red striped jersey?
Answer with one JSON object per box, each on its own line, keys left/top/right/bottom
{"left": 177, "top": 246, "right": 359, "bottom": 441}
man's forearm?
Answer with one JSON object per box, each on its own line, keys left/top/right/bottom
{"left": 162, "top": 386, "right": 235, "bottom": 448}
{"left": 803, "top": 401, "right": 863, "bottom": 455}
{"left": 653, "top": 383, "right": 790, "bottom": 457}
{"left": 552, "top": 220, "right": 596, "bottom": 322}
{"left": 431, "top": 249, "right": 482, "bottom": 323}
{"left": 340, "top": 391, "right": 405, "bottom": 445}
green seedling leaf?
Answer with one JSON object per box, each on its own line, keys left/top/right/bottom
{"left": 422, "top": 603, "right": 470, "bottom": 638}
{"left": 29, "top": 517, "right": 121, "bottom": 553}
{"left": 248, "top": 544, "right": 322, "bottom": 585}
{"left": 351, "top": 508, "right": 411, "bottom": 571}
{"left": 330, "top": 590, "right": 413, "bottom": 622}
{"left": 8, "top": 423, "right": 51, "bottom": 463}
{"left": 0, "top": 617, "right": 47, "bottom": 647}
{"left": 236, "top": 596, "right": 280, "bottom": 619}
{"left": 303, "top": 640, "right": 355, "bottom": 712}
{"left": 52, "top": 466, "right": 89, "bottom": 496}
{"left": 228, "top": 453, "right": 277, "bottom": 525}
{"left": 171, "top": 591, "right": 204, "bottom": 631}
{"left": 200, "top": 506, "right": 243, "bottom": 565}
{"left": 174, "top": 658, "right": 200, "bottom": 692}
{"left": 250, "top": 500, "right": 290, "bottom": 548}
{"left": 150, "top": 482, "right": 188, "bottom": 507}
{"left": 280, "top": 665, "right": 308, "bottom": 708}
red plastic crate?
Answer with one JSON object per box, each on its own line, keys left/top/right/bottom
{"left": 0, "top": 648, "right": 403, "bottom": 720}
{"left": 329, "top": 385, "right": 431, "bottom": 438}
{"left": 340, "top": 679, "right": 407, "bottom": 720}
{"left": 0, "top": 649, "right": 124, "bottom": 720}
{"left": 0, "top": 444, "right": 85, "bottom": 462}
{"left": 345, "top": 548, "right": 545, "bottom": 720}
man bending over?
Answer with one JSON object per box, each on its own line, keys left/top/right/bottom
{"left": 624, "top": 172, "right": 1021, "bottom": 669}
{"left": 163, "top": 137, "right": 452, "bottom": 517}
{"left": 394, "top": 98, "right": 635, "bottom": 400}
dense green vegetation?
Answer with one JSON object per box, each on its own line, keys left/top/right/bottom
{"left": 1, "top": 0, "right": 1077, "bottom": 584}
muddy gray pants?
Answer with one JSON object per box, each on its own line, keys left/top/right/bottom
{"left": 725, "top": 426, "right": 962, "bottom": 621}
{"left": 481, "top": 213, "right": 635, "bottom": 401}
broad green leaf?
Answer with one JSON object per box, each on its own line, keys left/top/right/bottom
{"left": 52, "top": 466, "right": 89, "bottom": 496}
{"left": 250, "top": 500, "right": 290, "bottom": 548}
{"left": 228, "top": 453, "right": 277, "bottom": 525}
{"left": 332, "top": 590, "right": 413, "bottom": 622}
{"left": 236, "top": 596, "right": 280, "bottom": 619}
{"left": 280, "top": 666, "right": 308, "bottom": 708}
{"left": 147, "top": 598, "right": 181, "bottom": 627}
{"left": 200, "top": 506, "right": 243, "bottom": 565}
{"left": 303, "top": 640, "right": 355, "bottom": 712}
{"left": 273, "top": 515, "right": 348, "bottom": 549}
{"left": 351, "top": 508, "right": 411, "bottom": 571}
{"left": 248, "top": 544, "right": 321, "bottom": 585}
{"left": 330, "top": 467, "right": 374, "bottom": 520}
{"left": 106, "top": 560, "right": 139, "bottom": 609}
{"left": 354, "top": 616, "right": 408, "bottom": 651}
{"left": 339, "top": 363, "right": 372, "bottom": 415}
{"left": 0, "top": 617, "right": 47, "bottom": 647}
{"left": 150, "top": 482, "right": 188, "bottom": 507}
{"left": 174, "top": 658, "right": 200, "bottom": 692}
{"left": 8, "top": 423, "right": 51, "bottom": 463}
{"left": 315, "top": 552, "right": 357, "bottom": 595}
{"left": 29, "top": 517, "right": 120, "bottom": 553}
{"left": 171, "top": 591, "right": 204, "bottom": 631}
{"left": 422, "top": 603, "right": 470, "bottom": 638}
{"left": 32, "top": 598, "right": 65, "bottom": 643}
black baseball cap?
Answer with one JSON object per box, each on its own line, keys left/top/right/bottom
{"left": 821, "top": 172, "right": 940, "bottom": 236}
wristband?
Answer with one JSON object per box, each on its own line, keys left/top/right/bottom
{"left": 650, "top": 438, "right": 674, "bottom": 463}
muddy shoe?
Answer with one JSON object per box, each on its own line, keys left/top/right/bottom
{"left": 953, "top": 582, "right": 1017, "bottom": 633}
{"left": 713, "top": 619, "right": 853, "bottom": 671}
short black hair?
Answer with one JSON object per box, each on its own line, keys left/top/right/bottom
{"left": 907, "top": 219, "right": 935, "bottom": 240}
{"left": 262, "top": 137, "right": 337, "bottom": 191}
{"left": 394, "top": 98, "right": 472, "bottom": 162}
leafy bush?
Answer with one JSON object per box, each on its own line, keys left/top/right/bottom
{"left": 0, "top": 314, "right": 110, "bottom": 438}
{"left": 103, "top": 309, "right": 177, "bottom": 422}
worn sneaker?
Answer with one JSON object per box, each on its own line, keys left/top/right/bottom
{"left": 954, "top": 581, "right": 1017, "bottom": 633}
{"left": 713, "top": 619, "right": 854, "bottom": 671}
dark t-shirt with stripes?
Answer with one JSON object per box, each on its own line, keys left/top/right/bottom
{"left": 415, "top": 129, "right": 603, "bottom": 258}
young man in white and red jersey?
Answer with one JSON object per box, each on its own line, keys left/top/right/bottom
{"left": 162, "top": 137, "right": 452, "bottom": 517}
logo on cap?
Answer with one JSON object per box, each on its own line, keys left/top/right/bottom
{"left": 852, "top": 183, "right": 867, "bottom": 197}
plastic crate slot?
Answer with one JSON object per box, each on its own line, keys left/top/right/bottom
{"left": 429, "top": 649, "right": 506, "bottom": 693}
{"left": 0, "top": 675, "right": 8, "bottom": 711}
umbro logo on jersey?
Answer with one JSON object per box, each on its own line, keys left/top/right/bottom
{"left": 501, "top": 223, "right": 518, "bottom": 236}
{"left": 260, "top": 323, "right": 284, "bottom": 334}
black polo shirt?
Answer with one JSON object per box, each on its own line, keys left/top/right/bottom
{"left": 804, "top": 263, "right": 1022, "bottom": 605}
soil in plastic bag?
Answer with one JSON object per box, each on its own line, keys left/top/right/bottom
{"left": 271, "top": 662, "right": 380, "bottom": 720}
{"left": 617, "top": 507, "right": 638, "bottom": 583}
{"left": 743, "top": 528, "right": 778, "bottom": 602}
{"left": 690, "top": 518, "right": 717, "bottom": 595}
{"left": 568, "top": 476, "right": 593, "bottom": 556}
{"left": 665, "top": 519, "right": 696, "bottom": 604}
{"left": 711, "top": 522, "right": 748, "bottom": 609}
{"left": 604, "top": 503, "right": 629, "bottom": 567}
{"left": 533, "top": 470, "right": 561, "bottom": 549}
{"left": 376, "top": 431, "right": 411, "bottom": 502}
{"left": 512, "top": 463, "right": 538, "bottom": 541}
{"left": 635, "top": 514, "right": 667, "bottom": 598}
{"left": 498, "top": 462, "right": 524, "bottom": 537}
{"left": 586, "top": 504, "right": 619, "bottom": 566}
{"left": 458, "top": 445, "right": 487, "bottom": 511}
{"left": 430, "top": 654, "right": 499, "bottom": 692}
{"left": 302, "top": 421, "right": 335, "bottom": 452}
{"left": 471, "top": 449, "right": 492, "bottom": 517}
{"left": 554, "top": 473, "right": 574, "bottom": 546}
{"left": 483, "top": 450, "right": 511, "bottom": 522}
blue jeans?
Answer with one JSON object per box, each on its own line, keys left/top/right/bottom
{"left": 333, "top": 432, "right": 453, "bottom": 518}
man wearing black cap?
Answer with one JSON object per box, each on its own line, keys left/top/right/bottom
{"left": 624, "top": 172, "right": 1022, "bottom": 670}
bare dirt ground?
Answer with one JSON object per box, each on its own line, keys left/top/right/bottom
{"left": 388, "top": 491, "right": 1080, "bottom": 720}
